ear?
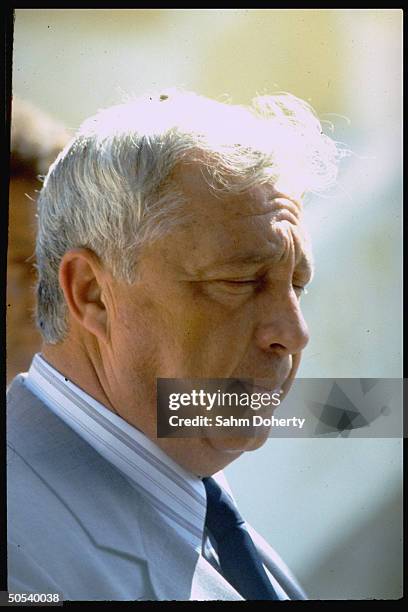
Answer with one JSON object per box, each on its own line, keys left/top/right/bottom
{"left": 58, "top": 248, "right": 110, "bottom": 343}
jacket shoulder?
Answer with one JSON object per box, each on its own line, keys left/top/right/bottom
{"left": 7, "top": 378, "right": 157, "bottom": 600}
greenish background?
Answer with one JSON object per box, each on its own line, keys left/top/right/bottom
{"left": 12, "top": 9, "right": 402, "bottom": 599}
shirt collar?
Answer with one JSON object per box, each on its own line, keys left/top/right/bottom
{"left": 25, "top": 353, "right": 207, "bottom": 552}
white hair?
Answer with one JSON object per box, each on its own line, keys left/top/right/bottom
{"left": 35, "top": 89, "right": 346, "bottom": 343}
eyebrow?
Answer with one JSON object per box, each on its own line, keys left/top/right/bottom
{"left": 195, "top": 253, "right": 278, "bottom": 274}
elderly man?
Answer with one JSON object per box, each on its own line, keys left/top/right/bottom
{"left": 7, "top": 90, "right": 340, "bottom": 601}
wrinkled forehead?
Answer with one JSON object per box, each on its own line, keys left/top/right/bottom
{"left": 172, "top": 160, "right": 303, "bottom": 225}
{"left": 161, "top": 162, "right": 312, "bottom": 276}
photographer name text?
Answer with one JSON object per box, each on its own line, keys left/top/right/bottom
{"left": 167, "top": 414, "right": 306, "bottom": 429}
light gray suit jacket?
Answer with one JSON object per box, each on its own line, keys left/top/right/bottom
{"left": 7, "top": 375, "right": 307, "bottom": 601}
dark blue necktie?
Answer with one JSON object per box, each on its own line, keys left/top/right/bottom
{"left": 202, "top": 476, "right": 279, "bottom": 600}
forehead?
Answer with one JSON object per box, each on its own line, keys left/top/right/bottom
{"left": 161, "top": 163, "right": 312, "bottom": 276}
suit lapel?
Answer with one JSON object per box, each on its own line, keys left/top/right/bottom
{"left": 191, "top": 554, "right": 243, "bottom": 601}
{"left": 135, "top": 492, "right": 243, "bottom": 600}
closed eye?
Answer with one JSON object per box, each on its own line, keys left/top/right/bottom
{"left": 206, "top": 279, "right": 309, "bottom": 299}
{"left": 217, "top": 280, "right": 308, "bottom": 291}
{"left": 210, "top": 279, "right": 259, "bottom": 294}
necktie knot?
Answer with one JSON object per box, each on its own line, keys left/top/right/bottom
{"left": 202, "top": 476, "right": 245, "bottom": 542}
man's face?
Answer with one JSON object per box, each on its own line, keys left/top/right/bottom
{"left": 104, "top": 163, "right": 312, "bottom": 475}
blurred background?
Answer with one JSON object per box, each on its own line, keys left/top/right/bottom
{"left": 9, "top": 9, "right": 402, "bottom": 599}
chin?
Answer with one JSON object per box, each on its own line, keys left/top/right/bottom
{"left": 205, "top": 432, "right": 269, "bottom": 454}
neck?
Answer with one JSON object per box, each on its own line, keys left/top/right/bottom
{"left": 41, "top": 339, "right": 118, "bottom": 416}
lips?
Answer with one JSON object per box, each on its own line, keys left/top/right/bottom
{"left": 252, "top": 383, "right": 282, "bottom": 393}
{"left": 249, "top": 380, "right": 284, "bottom": 395}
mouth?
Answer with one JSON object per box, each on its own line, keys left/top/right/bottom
{"left": 252, "top": 383, "right": 282, "bottom": 394}
{"left": 248, "top": 379, "right": 284, "bottom": 395}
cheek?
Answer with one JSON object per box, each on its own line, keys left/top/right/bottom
{"left": 180, "top": 305, "right": 255, "bottom": 372}
{"left": 110, "top": 296, "right": 160, "bottom": 362}
{"left": 113, "top": 285, "right": 255, "bottom": 376}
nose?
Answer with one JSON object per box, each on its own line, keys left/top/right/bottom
{"left": 254, "top": 290, "right": 310, "bottom": 356}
